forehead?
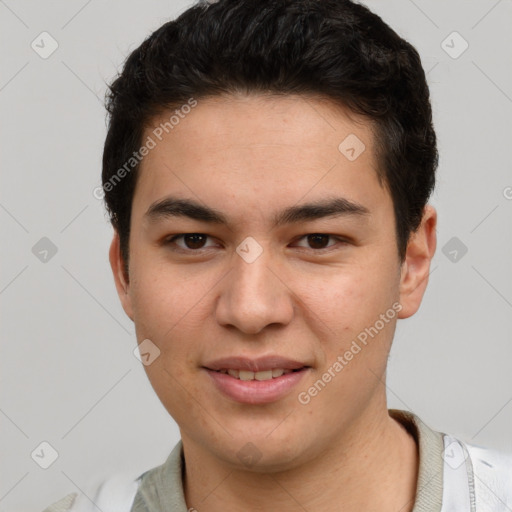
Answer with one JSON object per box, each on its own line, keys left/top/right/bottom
{"left": 133, "top": 94, "right": 387, "bottom": 222}
{"left": 146, "top": 93, "right": 374, "bottom": 156}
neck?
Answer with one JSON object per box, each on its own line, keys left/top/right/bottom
{"left": 182, "top": 406, "right": 418, "bottom": 512}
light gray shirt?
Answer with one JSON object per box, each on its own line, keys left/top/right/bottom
{"left": 43, "top": 409, "right": 446, "bottom": 512}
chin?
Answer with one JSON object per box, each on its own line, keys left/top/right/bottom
{"left": 227, "top": 443, "right": 306, "bottom": 474}
{"left": 210, "top": 427, "right": 311, "bottom": 473}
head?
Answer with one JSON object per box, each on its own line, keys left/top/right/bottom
{"left": 105, "top": 0, "right": 437, "bottom": 470}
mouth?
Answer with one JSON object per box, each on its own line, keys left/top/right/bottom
{"left": 202, "top": 357, "right": 311, "bottom": 404}
{"left": 209, "top": 368, "right": 307, "bottom": 381}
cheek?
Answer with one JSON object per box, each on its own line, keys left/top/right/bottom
{"left": 297, "top": 271, "right": 399, "bottom": 414}
{"left": 300, "top": 263, "right": 398, "bottom": 330}
{"left": 129, "top": 275, "right": 173, "bottom": 336}
{"left": 294, "top": 257, "right": 400, "bottom": 388}
{"left": 128, "top": 254, "right": 205, "bottom": 336}
{"left": 128, "top": 265, "right": 208, "bottom": 420}
{"left": 127, "top": 257, "right": 222, "bottom": 381}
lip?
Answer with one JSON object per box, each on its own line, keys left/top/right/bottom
{"left": 205, "top": 367, "right": 309, "bottom": 404}
{"left": 203, "top": 356, "right": 311, "bottom": 405}
{"left": 203, "top": 356, "right": 308, "bottom": 373}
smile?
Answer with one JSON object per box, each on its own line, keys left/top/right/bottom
{"left": 212, "top": 368, "right": 304, "bottom": 381}
{"left": 205, "top": 366, "right": 309, "bottom": 404}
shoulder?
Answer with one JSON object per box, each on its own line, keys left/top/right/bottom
{"left": 465, "top": 440, "right": 512, "bottom": 502}
{"left": 442, "top": 433, "right": 512, "bottom": 511}
{"left": 450, "top": 435, "right": 512, "bottom": 482}
{"left": 42, "top": 492, "right": 79, "bottom": 512}
{"left": 41, "top": 444, "right": 184, "bottom": 512}
{"left": 41, "top": 471, "right": 142, "bottom": 512}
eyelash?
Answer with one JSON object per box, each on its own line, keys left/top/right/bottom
{"left": 163, "top": 233, "right": 349, "bottom": 253}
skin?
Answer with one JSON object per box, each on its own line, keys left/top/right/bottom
{"left": 110, "top": 94, "right": 437, "bottom": 512}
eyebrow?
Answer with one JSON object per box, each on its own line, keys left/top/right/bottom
{"left": 145, "top": 195, "right": 370, "bottom": 228}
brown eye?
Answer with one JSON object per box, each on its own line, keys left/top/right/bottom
{"left": 182, "top": 234, "right": 208, "bottom": 249}
{"left": 166, "top": 233, "right": 216, "bottom": 251}
{"left": 293, "top": 233, "right": 340, "bottom": 250}
{"left": 306, "top": 234, "right": 331, "bottom": 249}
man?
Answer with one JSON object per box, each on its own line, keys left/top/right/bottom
{"left": 43, "top": 0, "right": 512, "bottom": 510}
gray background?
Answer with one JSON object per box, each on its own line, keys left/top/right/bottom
{"left": 1, "top": 1, "right": 511, "bottom": 510}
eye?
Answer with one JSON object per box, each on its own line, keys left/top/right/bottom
{"left": 292, "top": 234, "right": 346, "bottom": 250}
{"left": 164, "top": 232, "right": 348, "bottom": 253}
{"left": 165, "top": 233, "right": 218, "bottom": 251}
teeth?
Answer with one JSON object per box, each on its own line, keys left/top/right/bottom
{"left": 255, "top": 370, "right": 273, "bottom": 381}
{"left": 219, "top": 368, "right": 300, "bottom": 380}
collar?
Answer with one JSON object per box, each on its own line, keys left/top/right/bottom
{"left": 131, "top": 409, "right": 445, "bottom": 512}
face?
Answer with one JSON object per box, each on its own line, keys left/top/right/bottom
{"left": 110, "top": 94, "right": 436, "bottom": 471}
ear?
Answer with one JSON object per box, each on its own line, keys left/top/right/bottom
{"left": 398, "top": 205, "right": 437, "bottom": 319}
{"left": 109, "top": 232, "right": 134, "bottom": 321}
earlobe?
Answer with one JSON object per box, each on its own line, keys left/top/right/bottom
{"left": 109, "top": 233, "right": 134, "bottom": 321}
{"left": 398, "top": 205, "right": 437, "bottom": 319}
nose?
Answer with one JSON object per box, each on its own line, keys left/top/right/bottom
{"left": 215, "top": 245, "right": 295, "bottom": 335}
